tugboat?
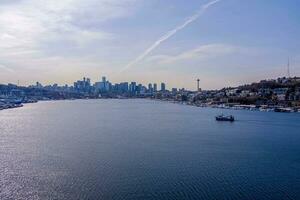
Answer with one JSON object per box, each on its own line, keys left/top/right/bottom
{"left": 216, "top": 114, "right": 235, "bottom": 122}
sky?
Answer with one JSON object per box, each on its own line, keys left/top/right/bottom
{"left": 0, "top": 0, "right": 300, "bottom": 90}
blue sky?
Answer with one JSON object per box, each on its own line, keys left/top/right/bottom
{"left": 0, "top": 0, "right": 300, "bottom": 89}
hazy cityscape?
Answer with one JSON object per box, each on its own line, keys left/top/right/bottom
{"left": 1, "top": 76, "right": 300, "bottom": 113}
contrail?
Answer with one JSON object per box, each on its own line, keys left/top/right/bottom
{"left": 120, "top": 0, "right": 222, "bottom": 72}
{"left": 0, "top": 63, "right": 14, "bottom": 73}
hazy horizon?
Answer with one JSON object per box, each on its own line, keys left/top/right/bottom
{"left": 1, "top": 0, "right": 300, "bottom": 90}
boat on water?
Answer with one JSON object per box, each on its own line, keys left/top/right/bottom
{"left": 216, "top": 114, "right": 235, "bottom": 122}
{"left": 274, "top": 108, "right": 293, "bottom": 113}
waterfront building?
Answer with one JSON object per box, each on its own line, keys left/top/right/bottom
{"left": 273, "top": 88, "right": 288, "bottom": 96}
{"left": 10, "top": 89, "right": 25, "bottom": 97}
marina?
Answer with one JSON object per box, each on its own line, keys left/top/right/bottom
{"left": 0, "top": 99, "right": 23, "bottom": 110}
{"left": 0, "top": 98, "right": 37, "bottom": 111}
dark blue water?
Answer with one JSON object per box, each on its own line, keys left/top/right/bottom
{"left": 0, "top": 99, "right": 300, "bottom": 199}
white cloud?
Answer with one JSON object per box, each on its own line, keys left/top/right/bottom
{"left": 0, "top": 0, "right": 138, "bottom": 49}
{"left": 0, "top": 0, "right": 140, "bottom": 83}
{"left": 0, "top": 0, "right": 139, "bottom": 56}
{"left": 148, "top": 44, "right": 241, "bottom": 64}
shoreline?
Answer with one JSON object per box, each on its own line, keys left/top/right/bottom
{"left": 152, "top": 98, "right": 300, "bottom": 114}
{"left": 1, "top": 97, "right": 300, "bottom": 114}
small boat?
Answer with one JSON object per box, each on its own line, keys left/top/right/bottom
{"left": 216, "top": 114, "right": 235, "bottom": 122}
{"left": 274, "top": 108, "right": 292, "bottom": 113}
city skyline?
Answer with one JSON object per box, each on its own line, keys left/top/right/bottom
{"left": 1, "top": 0, "right": 300, "bottom": 90}
{"left": 33, "top": 76, "right": 170, "bottom": 93}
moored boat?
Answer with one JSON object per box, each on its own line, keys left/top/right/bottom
{"left": 274, "top": 108, "right": 293, "bottom": 113}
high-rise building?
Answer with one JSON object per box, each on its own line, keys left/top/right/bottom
{"left": 153, "top": 83, "right": 157, "bottom": 92}
{"left": 172, "top": 88, "right": 178, "bottom": 94}
{"left": 137, "top": 84, "right": 142, "bottom": 94}
{"left": 161, "top": 82, "right": 166, "bottom": 92}
{"left": 120, "top": 82, "right": 129, "bottom": 93}
{"left": 129, "top": 82, "right": 137, "bottom": 93}
{"left": 148, "top": 83, "right": 153, "bottom": 93}
{"left": 74, "top": 77, "right": 91, "bottom": 93}
{"left": 139, "top": 85, "right": 147, "bottom": 95}
{"left": 94, "top": 76, "right": 110, "bottom": 92}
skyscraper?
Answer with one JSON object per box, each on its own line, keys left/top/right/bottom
{"left": 120, "top": 82, "right": 129, "bottom": 93}
{"left": 74, "top": 77, "right": 91, "bottom": 93}
{"left": 94, "top": 76, "right": 110, "bottom": 92}
{"left": 153, "top": 83, "right": 157, "bottom": 92}
{"left": 129, "top": 82, "right": 137, "bottom": 94}
{"left": 148, "top": 83, "right": 153, "bottom": 93}
{"left": 161, "top": 83, "right": 166, "bottom": 92}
